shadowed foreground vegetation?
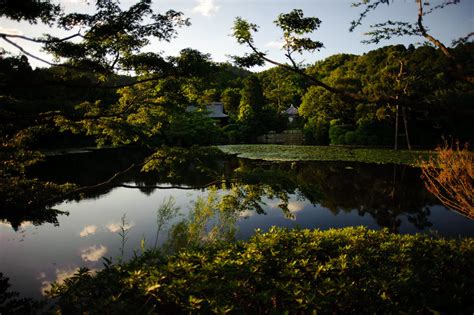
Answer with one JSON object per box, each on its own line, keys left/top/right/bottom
{"left": 48, "top": 227, "right": 474, "bottom": 314}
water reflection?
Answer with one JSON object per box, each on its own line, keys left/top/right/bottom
{"left": 39, "top": 267, "right": 80, "bottom": 296}
{"left": 106, "top": 221, "right": 134, "bottom": 233}
{"left": 3, "top": 147, "right": 467, "bottom": 233}
{"left": 79, "top": 225, "right": 98, "bottom": 237}
{"left": 1, "top": 146, "right": 473, "bottom": 301}
{"left": 81, "top": 245, "right": 108, "bottom": 262}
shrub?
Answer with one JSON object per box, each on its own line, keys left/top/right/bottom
{"left": 344, "top": 130, "right": 357, "bottom": 144}
{"left": 328, "top": 119, "right": 350, "bottom": 145}
{"left": 304, "top": 117, "right": 329, "bottom": 145}
{"left": 420, "top": 140, "right": 473, "bottom": 218}
{"left": 49, "top": 227, "right": 474, "bottom": 314}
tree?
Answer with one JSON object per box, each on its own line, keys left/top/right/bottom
{"left": 350, "top": 0, "right": 473, "bottom": 83}
{"left": 232, "top": 10, "right": 376, "bottom": 103}
{"left": 0, "top": 0, "right": 61, "bottom": 24}
{"left": 258, "top": 67, "right": 306, "bottom": 113}
{"left": 239, "top": 75, "right": 265, "bottom": 115}
{"left": 0, "top": 0, "right": 193, "bottom": 216}
{"left": 1, "top": 0, "right": 189, "bottom": 80}
{"left": 220, "top": 87, "right": 241, "bottom": 118}
{"left": 231, "top": 3, "right": 472, "bottom": 106}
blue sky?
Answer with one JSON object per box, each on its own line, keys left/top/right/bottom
{"left": 0, "top": 0, "right": 472, "bottom": 70}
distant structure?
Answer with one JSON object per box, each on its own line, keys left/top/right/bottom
{"left": 186, "top": 102, "right": 228, "bottom": 125}
{"left": 284, "top": 104, "right": 299, "bottom": 122}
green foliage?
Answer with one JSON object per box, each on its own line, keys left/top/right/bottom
{"left": 48, "top": 227, "right": 474, "bottom": 313}
{"left": 301, "top": 44, "right": 474, "bottom": 146}
{"left": 141, "top": 146, "right": 227, "bottom": 181}
{"left": 0, "top": 0, "right": 61, "bottom": 24}
{"left": 162, "top": 188, "right": 238, "bottom": 254}
{"left": 303, "top": 116, "right": 330, "bottom": 145}
{"left": 164, "top": 111, "right": 223, "bottom": 146}
{"left": 275, "top": 9, "right": 324, "bottom": 54}
{"left": 239, "top": 75, "right": 265, "bottom": 115}
{"left": 44, "top": 0, "right": 190, "bottom": 74}
{"left": 220, "top": 87, "right": 241, "bottom": 118}
{"left": 328, "top": 119, "right": 351, "bottom": 145}
{"left": 154, "top": 196, "right": 180, "bottom": 250}
{"left": 234, "top": 74, "right": 287, "bottom": 142}
{"left": 258, "top": 66, "right": 307, "bottom": 113}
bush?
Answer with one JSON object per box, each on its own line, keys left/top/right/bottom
{"left": 344, "top": 130, "right": 357, "bottom": 144}
{"left": 328, "top": 119, "right": 350, "bottom": 145}
{"left": 303, "top": 117, "right": 329, "bottom": 145}
{"left": 420, "top": 140, "right": 473, "bottom": 217}
{"left": 49, "top": 227, "right": 474, "bottom": 314}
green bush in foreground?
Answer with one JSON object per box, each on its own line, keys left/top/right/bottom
{"left": 49, "top": 227, "right": 474, "bottom": 314}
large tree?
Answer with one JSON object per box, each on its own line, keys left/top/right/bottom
{"left": 0, "top": 0, "right": 194, "bottom": 223}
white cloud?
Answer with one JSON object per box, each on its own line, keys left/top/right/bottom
{"left": 81, "top": 244, "right": 108, "bottom": 262}
{"left": 0, "top": 27, "right": 23, "bottom": 36}
{"left": 106, "top": 221, "right": 134, "bottom": 233}
{"left": 265, "top": 40, "right": 285, "bottom": 49}
{"left": 79, "top": 225, "right": 97, "bottom": 237}
{"left": 192, "top": 0, "right": 220, "bottom": 17}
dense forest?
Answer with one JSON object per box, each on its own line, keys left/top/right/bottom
{"left": 2, "top": 42, "right": 472, "bottom": 149}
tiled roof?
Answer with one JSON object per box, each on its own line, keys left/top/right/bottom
{"left": 285, "top": 104, "right": 298, "bottom": 115}
{"left": 186, "top": 102, "right": 228, "bottom": 118}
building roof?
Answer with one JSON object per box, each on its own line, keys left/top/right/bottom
{"left": 186, "top": 102, "right": 228, "bottom": 119}
{"left": 206, "top": 102, "right": 228, "bottom": 118}
{"left": 285, "top": 104, "right": 299, "bottom": 116}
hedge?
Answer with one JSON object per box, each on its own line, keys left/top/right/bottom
{"left": 49, "top": 227, "right": 474, "bottom": 314}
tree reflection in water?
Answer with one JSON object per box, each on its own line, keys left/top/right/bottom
{"left": 3, "top": 147, "right": 443, "bottom": 232}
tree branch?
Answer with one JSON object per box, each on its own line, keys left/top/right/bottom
{"left": 416, "top": 0, "right": 455, "bottom": 61}
{"left": 246, "top": 40, "right": 376, "bottom": 103}
{"left": 0, "top": 32, "right": 83, "bottom": 44}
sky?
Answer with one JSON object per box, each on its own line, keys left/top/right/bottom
{"left": 0, "top": 0, "right": 472, "bottom": 71}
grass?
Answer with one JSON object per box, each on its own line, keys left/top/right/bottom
{"left": 217, "top": 144, "right": 432, "bottom": 166}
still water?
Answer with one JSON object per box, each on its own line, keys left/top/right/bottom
{"left": 1, "top": 147, "right": 473, "bottom": 299}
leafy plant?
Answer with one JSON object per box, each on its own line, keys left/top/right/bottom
{"left": 153, "top": 196, "right": 180, "bottom": 250}
{"left": 420, "top": 140, "right": 473, "bottom": 218}
{"left": 48, "top": 227, "right": 474, "bottom": 313}
{"left": 217, "top": 144, "right": 429, "bottom": 165}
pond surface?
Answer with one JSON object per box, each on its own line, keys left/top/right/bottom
{"left": 1, "top": 147, "right": 473, "bottom": 299}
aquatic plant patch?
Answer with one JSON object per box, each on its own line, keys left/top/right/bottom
{"left": 217, "top": 144, "right": 431, "bottom": 165}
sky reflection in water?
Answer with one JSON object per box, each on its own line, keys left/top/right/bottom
{"left": 1, "top": 151, "right": 473, "bottom": 299}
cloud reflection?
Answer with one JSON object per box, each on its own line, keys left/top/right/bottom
{"left": 39, "top": 267, "right": 79, "bottom": 296}
{"left": 288, "top": 201, "right": 305, "bottom": 213}
{"left": 81, "top": 244, "right": 108, "bottom": 262}
{"left": 106, "top": 221, "right": 134, "bottom": 233}
{"left": 79, "top": 225, "right": 98, "bottom": 237}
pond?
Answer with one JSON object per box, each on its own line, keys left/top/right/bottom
{"left": 1, "top": 147, "right": 473, "bottom": 300}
